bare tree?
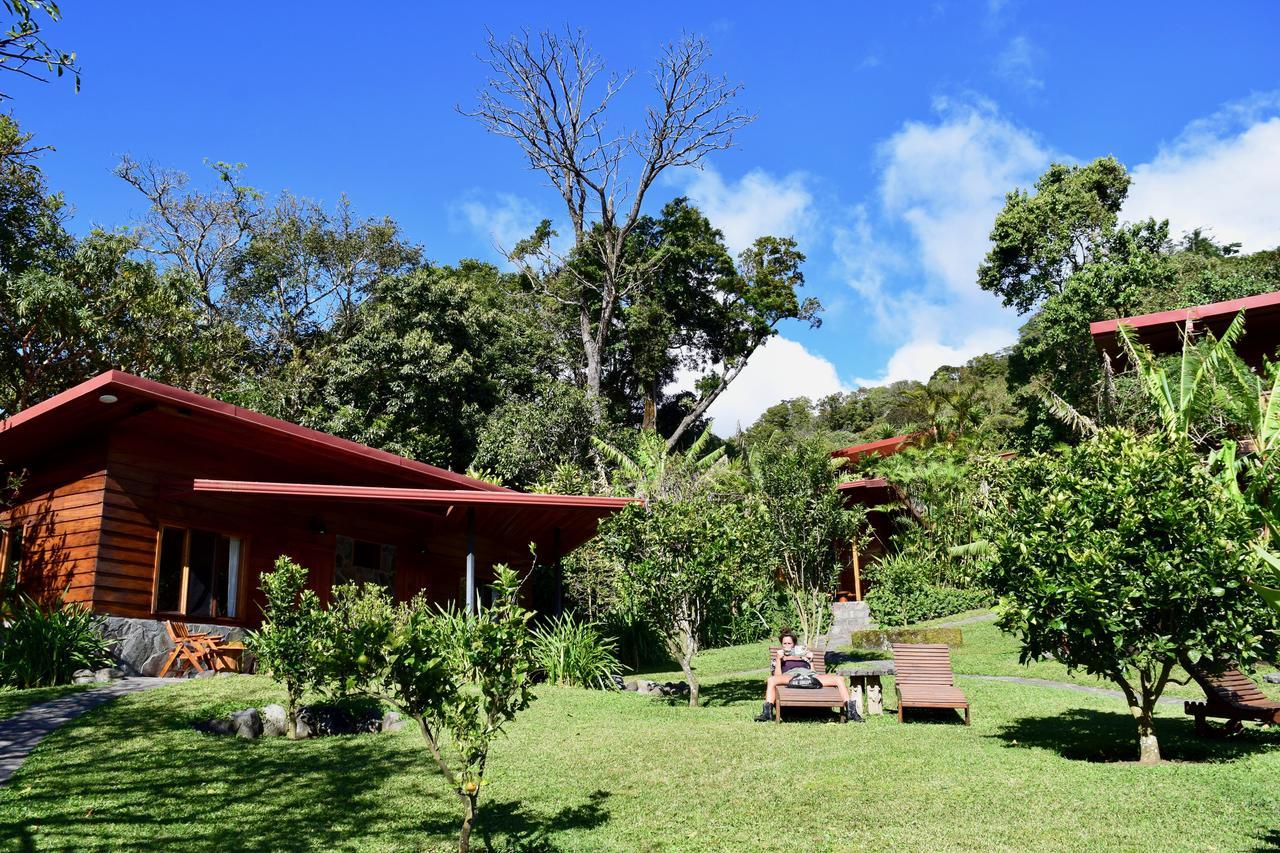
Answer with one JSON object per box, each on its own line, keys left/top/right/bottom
{"left": 115, "top": 156, "right": 263, "bottom": 315}
{"left": 462, "top": 28, "right": 754, "bottom": 421}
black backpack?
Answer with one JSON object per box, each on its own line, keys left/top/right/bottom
{"left": 787, "top": 671, "right": 822, "bottom": 689}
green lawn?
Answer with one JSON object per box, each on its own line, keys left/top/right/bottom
{"left": 0, "top": 685, "right": 90, "bottom": 722}
{"left": 1, "top": 634, "right": 1278, "bottom": 851}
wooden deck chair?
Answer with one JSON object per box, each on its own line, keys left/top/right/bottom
{"left": 768, "top": 646, "right": 847, "bottom": 722}
{"left": 1183, "top": 663, "right": 1280, "bottom": 736}
{"left": 891, "top": 643, "right": 970, "bottom": 725}
{"left": 157, "top": 621, "right": 226, "bottom": 677}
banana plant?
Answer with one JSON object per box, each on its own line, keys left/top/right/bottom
{"left": 1116, "top": 311, "right": 1247, "bottom": 442}
{"left": 592, "top": 427, "right": 727, "bottom": 502}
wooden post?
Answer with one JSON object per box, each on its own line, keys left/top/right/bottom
{"left": 465, "top": 507, "right": 476, "bottom": 614}
{"left": 852, "top": 539, "right": 863, "bottom": 602}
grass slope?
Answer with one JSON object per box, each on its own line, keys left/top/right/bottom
{"left": 1, "top": 635, "right": 1278, "bottom": 851}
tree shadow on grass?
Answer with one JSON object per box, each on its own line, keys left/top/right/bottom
{"left": 692, "top": 677, "right": 765, "bottom": 707}
{"left": 991, "top": 708, "right": 1280, "bottom": 763}
{"left": 476, "top": 789, "right": 612, "bottom": 852}
{"left": 1254, "top": 827, "right": 1280, "bottom": 852}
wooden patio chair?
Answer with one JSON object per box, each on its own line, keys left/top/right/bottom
{"left": 891, "top": 643, "right": 970, "bottom": 725}
{"left": 1183, "top": 662, "right": 1280, "bottom": 736}
{"left": 768, "top": 646, "right": 848, "bottom": 722}
{"left": 157, "top": 621, "right": 228, "bottom": 677}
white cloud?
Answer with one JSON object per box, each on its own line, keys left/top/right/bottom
{"left": 1125, "top": 92, "right": 1280, "bottom": 252}
{"left": 855, "top": 326, "right": 1013, "bottom": 387}
{"left": 671, "top": 337, "right": 850, "bottom": 437}
{"left": 455, "top": 192, "right": 546, "bottom": 259}
{"left": 995, "top": 36, "right": 1044, "bottom": 92}
{"left": 674, "top": 166, "right": 815, "bottom": 255}
{"left": 838, "top": 99, "right": 1048, "bottom": 385}
{"left": 878, "top": 98, "right": 1051, "bottom": 295}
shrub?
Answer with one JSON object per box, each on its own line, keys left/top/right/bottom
{"left": 532, "top": 613, "right": 622, "bottom": 688}
{"left": 246, "top": 556, "right": 322, "bottom": 739}
{"left": 316, "top": 582, "right": 396, "bottom": 697}
{"left": 0, "top": 594, "right": 112, "bottom": 688}
{"left": 844, "top": 627, "right": 964, "bottom": 652}
{"left": 864, "top": 552, "right": 991, "bottom": 627}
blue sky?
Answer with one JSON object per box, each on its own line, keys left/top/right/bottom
{"left": 9, "top": 2, "right": 1280, "bottom": 432}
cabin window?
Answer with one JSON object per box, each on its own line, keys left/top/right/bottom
{"left": 154, "top": 526, "right": 242, "bottom": 619}
{"left": 0, "top": 523, "right": 23, "bottom": 589}
{"left": 334, "top": 535, "right": 395, "bottom": 590}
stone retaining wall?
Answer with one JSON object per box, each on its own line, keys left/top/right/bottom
{"left": 101, "top": 616, "right": 246, "bottom": 676}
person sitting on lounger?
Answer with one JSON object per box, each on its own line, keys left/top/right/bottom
{"left": 755, "top": 628, "right": 862, "bottom": 723}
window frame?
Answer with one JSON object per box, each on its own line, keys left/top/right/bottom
{"left": 150, "top": 521, "right": 248, "bottom": 620}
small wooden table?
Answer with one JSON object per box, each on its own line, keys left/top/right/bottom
{"left": 213, "top": 642, "right": 245, "bottom": 673}
{"left": 836, "top": 661, "right": 896, "bottom": 716}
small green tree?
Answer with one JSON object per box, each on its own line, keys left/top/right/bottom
{"left": 982, "top": 430, "right": 1279, "bottom": 763}
{"left": 600, "top": 499, "right": 767, "bottom": 705}
{"left": 339, "top": 566, "right": 535, "bottom": 853}
{"left": 749, "top": 437, "right": 864, "bottom": 645}
{"left": 246, "top": 556, "right": 322, "bottom": 739}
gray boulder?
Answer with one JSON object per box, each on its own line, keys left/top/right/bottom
{"left": 1265, "top": 673, "right": 1280, "bottom": 685}
{"left": 623, "top": 680, "right": 639, "bottom": 692}
{"left": 381, "top": 711, "right": 404, "bottom": 733}
{"left": 94, "top": 668, "right": 124, "bottom": 682}
{"left": 261, "top": 704, "right": 289, "bottom": 737}
{"left": 230, "top": 708, "right": 263, "bottom": 740}
{"left": 72, "top": 669, "right": 98, "bottom": 685}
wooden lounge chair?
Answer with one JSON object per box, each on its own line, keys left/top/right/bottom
{"left": 891, "top": 643, "right": 970, "bottom": 725}
{"left": 157, "top": 621, "right": 228, "bottom": 677}
{"left": 768, "top": 646, "right": 847, "bottom": 722}
{"left": 1183, "top": 663, "right": 1280, "bottom": 736}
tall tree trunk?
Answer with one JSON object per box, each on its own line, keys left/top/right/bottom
{"left": 642, "top": 376, "right": 658, "bottom": 431}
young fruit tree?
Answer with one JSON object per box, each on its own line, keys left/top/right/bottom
{"left": 749, "top": 437, "right": 865, "bottom": 645}
{"left": 343, "top": 565, "right": 536, "bottom": 853}
{"left": 600, "top": 498, "right": 767, "bottom": 706}
{"left": 246, "top": 556, "right": 323, "bottom": 739}
{"left": 981, "top": 430, "right": 1280, "bottom": 763}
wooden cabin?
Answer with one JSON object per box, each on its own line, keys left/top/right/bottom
{"left": 0, "top": 371, "right": 632, "bottom": 672}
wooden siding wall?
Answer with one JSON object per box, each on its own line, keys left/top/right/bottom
{"left": 0, "top": 441, "right": 108, "bottom": 606}
{"left": 94, "top": 417, "right": 532, "bottom": 626}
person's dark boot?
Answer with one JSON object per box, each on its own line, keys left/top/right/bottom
{"left": 754, "top": 702, "right": 774, "bottom": 722}
{"left": 845, "top": 701, "right": 864, "bottom": 723}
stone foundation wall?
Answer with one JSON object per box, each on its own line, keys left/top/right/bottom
{"left": 101, "top": 616, "right": 246, "bottom": 676}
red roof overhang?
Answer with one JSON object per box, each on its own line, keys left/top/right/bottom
{"left": 831, "top": 431, "right": 929, "bottom": 463}
{"left": 1089, "top": 289, "right": 1280, "bottom": 365}
{"left": 191, "top": 479, "right": 637, "bottom": 556}
{"left": 192, "top": 479, "right": 635, "bottom": 509}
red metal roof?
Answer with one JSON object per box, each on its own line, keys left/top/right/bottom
{"left": 192, "top": 479, "right": 634, "bottom": 509}
{"left": 831, "top": 431, "right": 929, "bottom": 463}
{"left": 0, "top": 370, "right": 506, "bottom": 492}
{"left": 1090, "top": 289, "right": 1280, "bottom": 366}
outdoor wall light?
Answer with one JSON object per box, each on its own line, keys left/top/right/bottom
{"left": 98, "top": 393, "right": 119, "bottom": 404}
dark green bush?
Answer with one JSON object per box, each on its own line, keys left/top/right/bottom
{"left": 0, "top": 595, "right": 112, "bottom": 687}
{"left": 865, "top": 552, "right": 992, "bottom": 627}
